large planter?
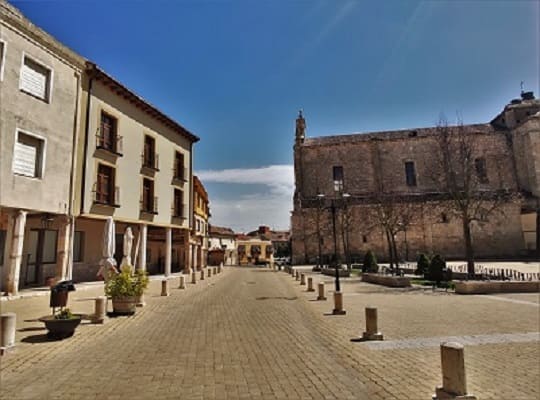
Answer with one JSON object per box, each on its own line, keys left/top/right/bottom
{"left": 111, "top": 296, "right": 137, "bottom": 315}
{"left": 39, "top": 315, "right": 82, "bottom": 339}
{"left": 361, "top": 273, "right": 411, "bottom": 288}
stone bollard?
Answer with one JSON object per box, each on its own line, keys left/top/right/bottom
{"left": 161, "top": 279, "right": 170, "bottom": 296}
{"left": 433, "top": 342, "right": 477, "bottom": 400}
{"left": 307, "top": 277, "right": 315, "bottom": 292}
{"left": 300, "top": 273, "right": 306, "bottom": 285}
{"left": 332, "top": 291, "right": 346, "bottom": 315}
{"left": 295, "top": 271, "right": 299, "bottom": 281}
{"left": 219, "top": 262, "right": 223, "bottom": 273}
{"left": 191, "top": 271, "right": 197, "bottom": 284}
{"left": 200, "top": 269, "right": 205, "bottom": 281}
{"left": 0, "top": 313, "right": 16, "bottom": 355}
{"left": 361, "top": 307, "right": 383, "bottom": 341}
{"left": 178, "top": 275, "right": 186, "bottom": 289}
{"left": 317, "top": 282, "right": 327, "bottom": 300}
{"left": 213, "top": 267, "right": 217, "bottom": 275}
{"left": 208, "top": 268, "right": 212, "bottom": 278}
{"left": 91, "top": 297, "right": 107, "bottom": 324}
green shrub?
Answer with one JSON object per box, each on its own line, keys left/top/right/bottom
{"left": 105, "top": 266, "right": 148, "bottom": 298}
{"left": 415, "top": 254, "right": 430, "bottom": 276}
{"left": 427, "top": 254, "right": 445, "bottom": 284}
{"left": 362, "top": 250, "right": 378, "bottom": 273}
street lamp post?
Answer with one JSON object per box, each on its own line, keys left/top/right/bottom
{"left": 318, "top": 192, "right": 350, "bottom": 293}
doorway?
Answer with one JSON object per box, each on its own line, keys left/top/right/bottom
{"left": 23, "top": 229, "right": 58, "bottom": 287}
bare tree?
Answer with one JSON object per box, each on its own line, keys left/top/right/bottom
{"left": 431, "top": 118, "right": 517, "bottom": 278}
{"left": 366, "top": 193, "right": 422, "bottom": 271}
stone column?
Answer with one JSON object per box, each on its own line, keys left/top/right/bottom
{"left": 138, "top": 224, "right": 148, "bottom": 271}
{"left": 55, "top": 217, "right": 71, "bottom": 282}
{"left": 6, "top": 210, "right": 27, "bottom": 295}
{"left": 183, "top": 232, "right": 191, "bottom": 273}
{"left": 1, "top": 213, "right": 15, "bottom": 293}
{"left": 165, "top": 227, "right": 172, "bottom": 277}
{"left": 193, "top": 245, "right": 199, "bottom": 271}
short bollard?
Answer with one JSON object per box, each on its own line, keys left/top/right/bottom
{"left": 178, "top": 275, "right": 186, "bottom": 289}
{"left": 307, "top": 277, "right": 315, "bottom": 292}
{"left": 219, "top": 262, "right": 223, "bottom": 273}
{"left": 433, "top": 342, "right": 477, "bottom": 400}
{"left": 191, "top": 271, "right": 197, "bottom": 284}
{"left": 161, "top": 279, "right": 170, "bottom": 296}
{"left": 91, "top": 297, "right": 107, "bottom": 324}
{"left": 0, "top": 313, "right": 16, "bottom": 355}
{"left": 317, "top": 282, "right": 327, "bottom": 300}
{"left": 332, "top": 291, "right": 346, "bottom": 315}
{"left": 200, "top": 269, "right": 205, "bottom": 280}
{"left": 207, "top": 268, "right": 211, "bottom": 278}
{"left": 300, "top": 273, "right": 306, "bottom": 285}
{"left": 295, "top": 271, "right": 299, "bottom": 281}
{"left": 361, "top": 307, "right": 383, "bottom": 341}
{"left": 213, "top": 267, "right": 217, "bottom": 275}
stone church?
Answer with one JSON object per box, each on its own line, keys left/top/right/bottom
{"left": 291, "top": 92, "right": 540, "bottom": 265}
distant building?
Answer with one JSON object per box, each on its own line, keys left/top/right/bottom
{"left": 191, "top": 176, "right": 210, "bottom": 270}
{"left": 291, "top": 94, "right": 540, "bottom": 265}
{"left": 246, "top": 226, "right": 290, "bottom": 257}
{"left": 208, "top": 225, "right": 237, "bottom": 265}
{"left": 236, "top": 233, "right": 273, "bottom": 265}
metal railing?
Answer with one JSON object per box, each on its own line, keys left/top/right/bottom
{"left": 140, "top": 195, "right": 158, "bottom": 214}
{"left": 141, "top": 152, "right": 159, "bottom": 171}
{"left": 92, "top": 183, "right": 120, "bottom": 207}
{"left": 96, "top": 129, "right": 123, "bottom": 155}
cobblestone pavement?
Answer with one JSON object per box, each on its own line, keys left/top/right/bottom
{"left": 1, "top": 267, "right": 539, "bottom": 400}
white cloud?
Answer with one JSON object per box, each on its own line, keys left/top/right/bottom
{"left": 196, "top": 165, "right": 294, "bottom": 232}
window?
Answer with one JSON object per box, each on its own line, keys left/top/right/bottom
{"left": 95, "top": 164, "right": 117, "bottom": 205}
{"left": 441, "top": 213, "right": 449, "bottom": 223}
{"left": 142, "top": 178, "right": 156, "bottom": 213}
{"left": 173, "top": 188, "right": 184, "bottom": 218}
{"left": 0, "top": 230, "right": 6, "bottom": 265}
{"left": 475, "top": 158, "right": 488, "bottom": 183}
{"left": 174, "top": 151, "right": 185, "bottom": 180}
{"left": 404, "top": 161, "right": 417, "bottom": 186}
{"left": 73, "top": 231, "right": 84, "bottom": 262}
{"left": 333, "top": 166, "right": 344, "bottom": 192}
{"left": 362, "top": 235, "right": 368, "bottom": 243}
{"left": 20, "top": 56, "right": 52, "bottom": 101}
{"left": 98, "top": 112, "right": 121, "bottom": 154}
{"left": 0, "top": 40, "right": 6, "bottom": 82}
{"left": 13, "top": 131, "right": 45, "bottom": 178}
{"left": 42, "top": 229, "right": 58, "bottom": 264}
{"left": 143, "top": 135, "right": 158, "bottom": 170}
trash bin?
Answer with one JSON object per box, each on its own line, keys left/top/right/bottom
{"left": 50, "top": 280, "right": 76, "bottom": 309}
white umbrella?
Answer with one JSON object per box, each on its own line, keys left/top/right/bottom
{"left": 97, "top": 216, "right": 118, "bottom": 281}
{"left": 120, "top": 227, "right": 134, "bottom": 272}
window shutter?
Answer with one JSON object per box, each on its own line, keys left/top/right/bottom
{"left": 13, "top": 141, "right": 37, "bottom": 177}
{"left": 20, "top": 58, "right": 49, "bottom": 100}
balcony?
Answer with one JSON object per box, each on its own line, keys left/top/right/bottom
{"left": 171, "top": 204, "right": 187, "bottom": 219}
{"left": 96, "top": 130, "right": 123, "bottom": 156}
{"left": 141, "top": 153, "right": 159, "bottom": 173}
{"left": 140, "top": 196, "right": 158, "bottom": 215}
{"left": 92, "top": 184, "right": 121, "bottom": 208}
{"left": 172, "top": 168, "right": 188, "bottom": 186}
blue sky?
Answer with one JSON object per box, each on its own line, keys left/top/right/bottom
{"left": 12, "top": 0, "right": 539, "bottom": 232}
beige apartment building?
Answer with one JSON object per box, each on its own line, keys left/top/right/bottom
{"left": 0, "top": 1, "right": 85, "bottom": 294}
{"left": 71, "top": 63, "right": 199, "bottom": 281}
{"left": 0, "top": 1, "right": 200, "bottom": 294}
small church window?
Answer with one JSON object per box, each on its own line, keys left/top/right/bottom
{"left": 333, "top": 166, "right": 344, "bottom": 192}
{"left": 474, "top": 158, "right": 488, "bottom": 183}
{"left": 404, "top": 161, "right": 417, "bottom": 186}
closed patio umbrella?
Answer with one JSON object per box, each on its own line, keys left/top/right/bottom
{"left": 120, "top": 227, "right": 134, "bottom": 272}
{"left": 97, "top": 217, "right": 118, "bottom": 281}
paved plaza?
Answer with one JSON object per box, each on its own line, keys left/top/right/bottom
{"left": 1, "top": 266, "right": 539, "bottom": 400}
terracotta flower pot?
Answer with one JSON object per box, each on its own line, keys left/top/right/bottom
{"left": 111, "top": 296, "right": 137, "bottom": 315}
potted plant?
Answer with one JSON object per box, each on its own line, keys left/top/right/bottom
{"left": 39, "top": 308, "right": 82, "bottom": 339}
{"left": 105, "top": 266, "right": 148, "bottom": 314}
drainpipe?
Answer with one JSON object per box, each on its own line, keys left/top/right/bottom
{"left": 66, "top": 70, "right": 82, "bottom": 280}
{"left": 80, "top": 70, "right": 94, "bottom": 215}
